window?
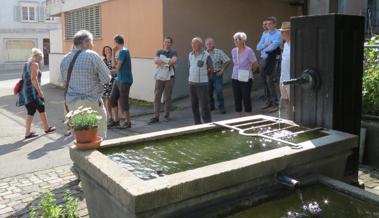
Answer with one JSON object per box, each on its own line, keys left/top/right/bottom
{"left": 21, "top": 6, "right": 37, "bottom": 22}
{"left": 5, "top": 39, "right": 37, "bottom": 62}
{"left": 65, "top": 5, "right": 102, "bottom": 40}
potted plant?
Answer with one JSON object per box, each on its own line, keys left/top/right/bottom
{"left": 65, "top": 106, "right": 102, "bottom": 149}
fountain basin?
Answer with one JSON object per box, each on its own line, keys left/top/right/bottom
{"left": 216, "top": 175, "right": 379, "bottom": 218}
{"left": 69, "top": 115, "right": 358, "bottom": 218}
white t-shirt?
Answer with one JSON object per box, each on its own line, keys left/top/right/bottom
{"left": 280, "top": 41, "right": 290, "bottom": 83}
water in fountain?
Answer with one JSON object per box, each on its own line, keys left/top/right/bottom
{"left": 225, "top": 184, "right": 379, "bottom": 218}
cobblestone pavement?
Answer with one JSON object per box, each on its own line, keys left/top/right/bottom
{"left": 0, "top": 164, "right": 379, "bottom": 217}
{"left": 0, "top": 165, "right": 86, "bottom": 218}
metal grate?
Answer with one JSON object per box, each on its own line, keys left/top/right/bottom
{"left": 213, "top": 118, "right": 323, "bottom": 149}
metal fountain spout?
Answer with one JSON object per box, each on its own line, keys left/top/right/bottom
{"left": 282, "top": 68, "right": 321, "bottom": 90}
{"left": 276, "top": 173, "right": 300, "bottom": 190}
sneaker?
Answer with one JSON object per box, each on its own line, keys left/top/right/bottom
{"left": 268, "top": 105, "right": 279, "bottom": 113}
{"left": 148, "top": 117, "right": 159, "bottom": 124}
{"left": 107, "top": 120, "right": 119, "bottom": 128}
{"left": 261, "top": 103, "right": 272, "bottom": 110}
{"left": 119, "top": 121, "right": 132, "bottom": 128}
{"left": 164, "top": 114, "right": 170, "bottom": 121}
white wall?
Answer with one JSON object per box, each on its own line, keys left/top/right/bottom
{"left": 50, "top": 29, "right": 63, "bottom": 53}
{"left": 129, "top": 58, "right": 156, "bottom": 102}
{"left": 49, "top": 53, "right": 65, "bottom": 86}
{"left": 49, "top": 56, "right": 157, "bottom": 102}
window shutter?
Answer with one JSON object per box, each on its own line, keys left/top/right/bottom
{"left": 38, "top": 6, "right": 46, "bottom": 22}
{"left": 64, "top": 5, "right": 102, "bottom": 40}
{"left": 14, "top": 6, "right": 21, "bottom": 22}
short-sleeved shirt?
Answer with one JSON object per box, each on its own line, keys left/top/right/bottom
{"left": 231, "top": 46, "right": 257, "bottom": 80}
{"left": 155, "top": 49, "right": 177, "bottom": 59}
{"left": 207, "top": 48, "right": 230, "bottom": 72}
{"left": 60, "top": 48, "right": 111, "bottom": 104}
{"left": 115, "top": 48, "right": 133, "bottom": 84}
{"left": 156, "top": 49, "right": 178, "bottom": 74}
{"left": 280, "top": 42, "right": 290, "bottom": 82}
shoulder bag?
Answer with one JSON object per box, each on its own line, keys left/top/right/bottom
{"left": 64, "top": 49, "right": 83, "bottom": 112}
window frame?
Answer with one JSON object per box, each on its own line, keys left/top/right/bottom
{"left": 20, "top": 2, "right": 38, "bottom": 22}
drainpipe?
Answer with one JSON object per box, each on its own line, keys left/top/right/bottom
{"left": 276, "top": 173, "right": 300, "bottom": 190}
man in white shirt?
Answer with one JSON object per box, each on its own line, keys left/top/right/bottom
{"left": 279, "top": 22, "right": 291, "bottom": 118}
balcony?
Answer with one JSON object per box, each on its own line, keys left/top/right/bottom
{"left": 46, "top": 0, "right": 109, "bottom": 16}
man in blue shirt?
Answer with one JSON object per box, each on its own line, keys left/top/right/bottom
{"left": 256, "top": 16, "right": 282, "bottom": 112}
{"left": 109, "top": 35, "right": 133, "bottom": 128}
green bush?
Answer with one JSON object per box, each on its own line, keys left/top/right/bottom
{"left": 65, "top": 106, "right": 101, "bottom": 131}
{"left": 363, "top": 36, "right": 379, "bottom": 115}
{"left": 70, "top": 113, "right": 98, "bottom": 131}
{"left": 29, "top": 190, "right": 79, "bottom": 218}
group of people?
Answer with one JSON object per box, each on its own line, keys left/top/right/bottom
{"left": 16, "top": 16, "right": 292, "bottom": 140}
{"left": 177, "top": 16, "right": 292, "bottom": 125}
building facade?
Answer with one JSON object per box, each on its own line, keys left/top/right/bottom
{"left": 0, "top": 0, "right": 60, "bottom": 71}
{"left": 47, "top": 0, "right": 301, "bottom": 101}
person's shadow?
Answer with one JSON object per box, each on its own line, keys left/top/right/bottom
{"left": 27, "top": 135, "right": 73, "bottom": 160}
{"left": 0, "top": 136, "right": 42, "bottom": 156}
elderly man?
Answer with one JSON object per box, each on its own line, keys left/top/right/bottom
{"left": 279, "top": 21, "right": 291, "bottom": 118}
{"left": 188, "top": 37, "right": 213, "bottom": 124}
{"left": 205, "top": 37, "right": 231, "bottom": 114}
{"left": 60, "top": 30, "right": 111, "bottom": 138}
{"left": 256, "top": 16, "right": 282, "bottom": 112}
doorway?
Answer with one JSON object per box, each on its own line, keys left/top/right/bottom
{"left": 43, "top": 38, "right": 50, "bottom": 65}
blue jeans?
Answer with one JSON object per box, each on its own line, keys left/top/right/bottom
{"left": 208, "top": 75, "right": 225, "bottom": 110}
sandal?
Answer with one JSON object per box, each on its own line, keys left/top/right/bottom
{"left": 64, "top": 130, "right": 72, "bottom": 137}
{"left": 25, "top": 132, "right": 38, "bottom": 139}
{"left": 44, "top": 126, "right": 56, "bottom": 134}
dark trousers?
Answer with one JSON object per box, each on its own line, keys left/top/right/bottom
{"left": 263, "top": 74, "right": 278, "bottom": 105}
{"left": 25, "top": 98, "right": 45, "bottom": 116}
{"left": 154, "top": 78, "right": 175, "bottom": 118}
{"left": 259, "top": 58, "right": 268, "bottom": 99}
{"left": 260, "top": 58, "right": 279, "bottom": 105}
{"left": 208, "top": 74, "right": 224, "bottom": 110}
{"left": 232, "top": 79, "right": 252, "bottom": 113}
{"left": 189, "top": 84, "right": 212, "bottom": 124}
{"left": 110, "top": 80, "right": 131, "bottom": 111}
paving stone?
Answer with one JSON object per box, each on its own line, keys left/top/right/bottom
{"left": 0, "top": 191, "right": 12, "bottom": 197}
{"left": 3, "top": 193, "right": 21, "bottom": 199}
{"left": 0, "top": 206, "right": 13, "bottom": 215}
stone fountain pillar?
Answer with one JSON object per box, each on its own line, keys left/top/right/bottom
{"left": 287, "top": 14, "right": 364, "bottom": 182}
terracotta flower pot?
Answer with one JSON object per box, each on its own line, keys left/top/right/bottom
{"left": 74, "top": 127, "right": 98, "bottom": 144}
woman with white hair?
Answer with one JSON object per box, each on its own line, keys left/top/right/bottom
{"left": 231, "top": 32, "right": 259, "bottom": 117}
{"left": 16, "top": 48, "right": 56, "bottom": 139}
